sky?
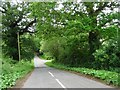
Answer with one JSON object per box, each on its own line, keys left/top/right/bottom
{"left": 2, "top": 0, "right": 118, "bottom": 15}
{"left": 2, "top": 0, "right": 117, "bottom": 2}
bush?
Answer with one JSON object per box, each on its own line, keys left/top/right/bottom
{"left": 41, "top": 35, "right": 89, "bottom": 67}
{"left": 1, "top": 56, "right": 34, "bottom": 89}
{"left": 93, "top": 39, "right": 120, "bottom": 69}
{"left": 40, "top": 54, "right": 54, "bottom": 60}
{"left": 40, "top": 37, "right": 67, "bottom": 62}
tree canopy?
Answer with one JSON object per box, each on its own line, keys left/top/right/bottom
{"left": 30, "top": 2, "right": 119, "bottom": 68}
{"left": 1, "top": 2, "right": 36, "bottom": 60}
{"left": 1, "top": 1, "right": 119, "bottom": 68}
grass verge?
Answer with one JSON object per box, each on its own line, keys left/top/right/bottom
{"left": 46, "top": 61, "right": 120, "bottom": 87}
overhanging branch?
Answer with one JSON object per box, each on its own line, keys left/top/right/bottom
{"left": 20, "top": 18, "right": 36, "bottom": 34}
{"left": 94, "top": 2, "right": 108, "bottom": 16}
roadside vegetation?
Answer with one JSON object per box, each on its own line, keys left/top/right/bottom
{"left": 1, "top": 2, "right": 36, "bottom": 90}
{"left": 1, "top": 56, "right": 34, "bottom": 89}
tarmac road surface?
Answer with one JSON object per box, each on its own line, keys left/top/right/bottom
{"left": 22, "top": 56, "right": 114, "bottom": 89}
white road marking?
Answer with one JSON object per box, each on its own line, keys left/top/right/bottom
{"left": 48, "top": 71, "right": 67, "bottom": 89}
{"left": 48, "top": 72, "right": 54, "bottom": 77}
{"left": 55, "top": 79, "right": 66, "bottom": 88}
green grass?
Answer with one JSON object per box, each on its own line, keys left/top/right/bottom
{"left": 46, "top": 61, "right": 120, "bottom": 87}
{"left": 1, "top": 57, "right": 34, "bottom": 90}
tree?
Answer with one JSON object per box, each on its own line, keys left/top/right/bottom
{"left": 83, "top": 2, "right": 119, "bottom": 61}
{"left": 49, "top": 2, "right": 119, "bottom": 62}
{"left": 1, "top": 2, "right": 36, "bottom": 60}
{"left": 31, "top": 2, "right": 119, "bottom": 67}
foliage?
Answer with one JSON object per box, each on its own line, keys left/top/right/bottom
{"left": 1, "top": 56, "right": 34, "bottom": 89}
{"left": 40, "top": 54, "right": 53, "bottom": 60}
{"left": 1, "top": 2, "right": 120, "bottom": 88}
{"left": 93, "top": 39, "right": 120, "bottom": 69}
{"left": 46, "top": 61, "right": 120, "bottom": 87}
{"left": 31, "top": 2, "right": 119, "bottom": 69}
{"left": 20, "top": 34, "right": 38, "bottom": 60}
{"left": 1, "top": 2, "right": 36, "bottom": 60}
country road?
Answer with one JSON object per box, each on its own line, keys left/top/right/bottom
{"left": 22, "top": 56, "right": 113, "bottom": 88}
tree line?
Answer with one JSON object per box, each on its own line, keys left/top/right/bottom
{"left": 1, "top": 1, "right": 120, "bottom": 69}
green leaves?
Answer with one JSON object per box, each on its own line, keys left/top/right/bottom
{"left": 1, "top": 2, "right": 36, "bottom": 60}
{"left": 1, "top": 56, "right": 34, "bottom": 89}
{"left": 93, "top": 39, "right": 120, "bottom": 69}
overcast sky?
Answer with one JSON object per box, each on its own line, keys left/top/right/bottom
{"left": 2, "top": 0, "right": 117, "bottom": 2}
{"left": 2, "top": 0, "right": 118, "bottom": 14}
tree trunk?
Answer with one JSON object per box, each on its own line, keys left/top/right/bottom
{"left": 88, "top": 30, "right": 100, "bottom": 61}
{"left": 9, "top": 33, "right": 19, "bottom": 61}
